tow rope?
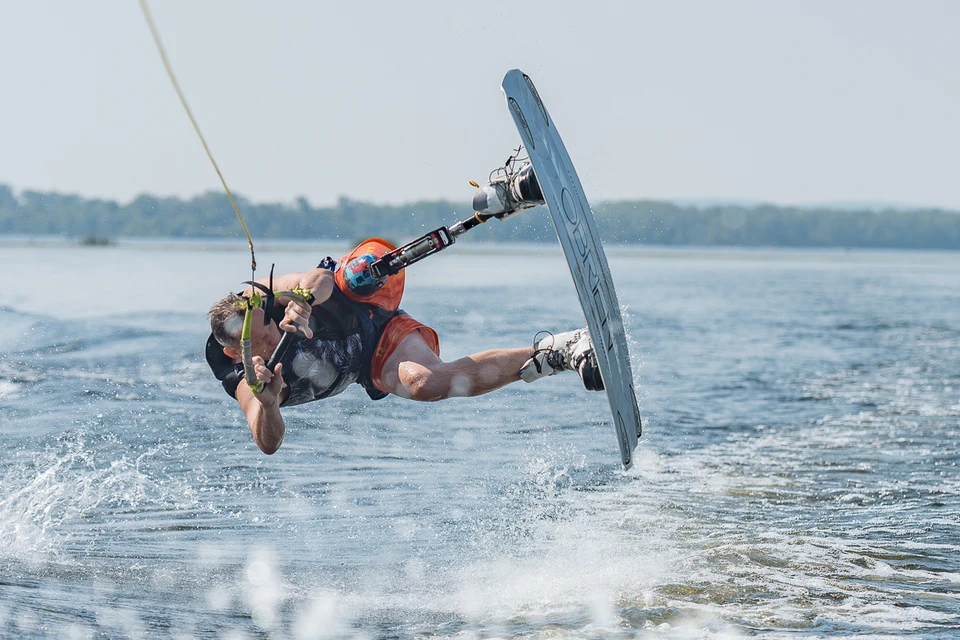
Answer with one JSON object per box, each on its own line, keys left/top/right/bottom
{"left": 140, "top": 0, "right": 273, "bottom": 393}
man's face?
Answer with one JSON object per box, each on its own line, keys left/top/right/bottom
{"left": 248, "top": 308, "right": 283, "bottom": 360}
{"left": 224, "top": 307, "right": 282, "bottom": 361}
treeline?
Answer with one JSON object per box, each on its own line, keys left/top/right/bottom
{"left": 1, "top": 183, "right": 959, "bottom": 249}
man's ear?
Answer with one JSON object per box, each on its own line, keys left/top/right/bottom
{"left": 223, "top": 346, "right": 240, "bottom": 360}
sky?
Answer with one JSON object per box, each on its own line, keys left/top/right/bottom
{"left": 1, "top": 1, "right": 958, "bottom": 210}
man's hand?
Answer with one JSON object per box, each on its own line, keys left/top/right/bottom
{"left": 252, "top": 356, "right": 284, "bottom": 406}
{"left": 279, "top": 298, "right": 313, "bottom": 339}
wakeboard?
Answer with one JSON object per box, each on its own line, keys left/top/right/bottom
{"left": 500, "top": 69, "right": 642, "bottom": 469}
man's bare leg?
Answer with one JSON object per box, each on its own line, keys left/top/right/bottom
{"left": 379, "top": 331, "right": 531, "bottom": 401}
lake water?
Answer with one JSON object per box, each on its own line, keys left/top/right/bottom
{"left": 0, "top": 239, "right": 958, "bottom": 639}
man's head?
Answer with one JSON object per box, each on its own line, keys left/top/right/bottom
{"left": 208, "top": 293, "right": 245, "bottom": 354}
{"left": 209, "top": 292, "right": 283, "bottom": 362}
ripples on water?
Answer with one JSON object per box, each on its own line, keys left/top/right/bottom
{"left": 0, "top": 241, "right": 958, "bottom": 638}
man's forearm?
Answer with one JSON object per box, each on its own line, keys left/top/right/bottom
{"left": 247, "top": 400, "right": 285, "bottom": 454}
{"left": 237, "top": 381, "right": 287, "bottom": 454}
{"left": 298, "top": 269, "right": 333, "bottom": 304}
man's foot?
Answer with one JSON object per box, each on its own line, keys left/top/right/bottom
{"left": 519, "top": 328, "right": 604, "bottom": 391}
{"left": 472, "top": 162, "right": 545, "bottom": 219}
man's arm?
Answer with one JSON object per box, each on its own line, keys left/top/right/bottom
{"left": 247, "top": 268, "right": 334, "bottom": 306}
{"left": 237, "top": 267, "right": 333, "bottom": 453}
{"left": 236, "top": 358, "right": 287, "bottom": 454}
{"left": 276, "top": 268, "right": 333, "bottom": 339}
{"left": 247, "top": 268, "right": 334, "bottom": 340}
{"left": 293, "top": 267, "right": 334, "bottom": 304}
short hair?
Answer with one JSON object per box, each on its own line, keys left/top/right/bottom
{"left": 208, "top": 292, "right": 245, "bottom": 349}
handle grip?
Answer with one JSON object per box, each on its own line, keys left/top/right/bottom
{"left": 266, "top": 330, "right": 297, "bottom": 370}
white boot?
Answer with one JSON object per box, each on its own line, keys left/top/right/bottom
{"left": 472, "top": 163, "right": 544, "bottom": 219}
{"left": 519, "top": 329, "right": 604, "bottom": 391}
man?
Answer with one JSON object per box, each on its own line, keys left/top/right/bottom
{"left": 205, "top": 164, "right": 602, "bottom": 454}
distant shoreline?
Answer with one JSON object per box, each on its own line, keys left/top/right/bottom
{"left": 1, "top": 183, "right": 958, "bottom": 250}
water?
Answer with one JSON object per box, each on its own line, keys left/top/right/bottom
{"left": 0, "top": 239, "right": 958, "bottom": 639}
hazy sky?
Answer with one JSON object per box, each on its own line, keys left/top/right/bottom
{"left": 1, "top": 1, "right": 958, "bottom": 209}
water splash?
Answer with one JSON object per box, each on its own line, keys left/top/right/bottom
{"left": 0, "top": 430, "right": 198, "bottom": 559}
